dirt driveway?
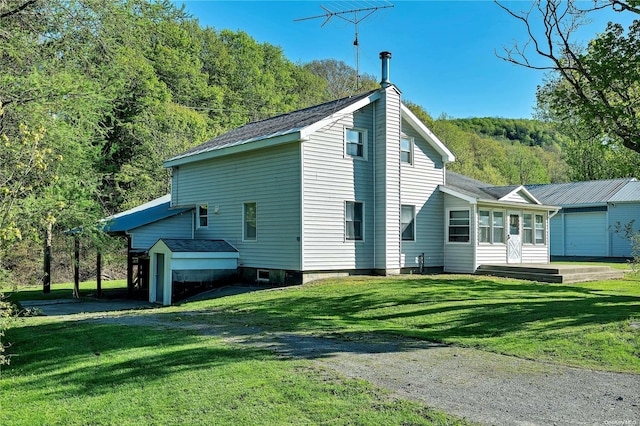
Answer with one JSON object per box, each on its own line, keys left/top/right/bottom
{"left": 26, "top": 299, "right": 640, "bottom": 426}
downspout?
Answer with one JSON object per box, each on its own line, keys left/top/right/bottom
{"left": 372, "top": 98, "right": 376, "bottom": 269}
{"left": 300, "top": 139, "right": 305, "bottom": 273}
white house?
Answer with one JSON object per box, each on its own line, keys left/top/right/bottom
{"left": 527, "top": 178, "right": 640, "bottom": 258}
{"left": 113, "top": 52, "right": 559, "bottom": 304}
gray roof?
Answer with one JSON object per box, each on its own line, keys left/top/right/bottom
{"left": 443, "top": 171, "right": 533, "bottom": 202}
{"left": 608, "top": 181, "right": 640, "bottom": 202}
{"left": 167, "top": 90, "right": 377, "bottom": 163}
{"left": 159, "top": 239, "right": 238, "bottom": 253}
{"left": 102, "top": 195, "right": 192, "bottom": 233}
{"left": 526, "top": 178, "right": 636, "bottom": 206}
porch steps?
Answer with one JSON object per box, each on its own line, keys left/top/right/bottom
{"left": 475, "top": 264, "right": 625, "bottom": 283}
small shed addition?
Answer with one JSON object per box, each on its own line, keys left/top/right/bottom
{"left": 149, "top": 239, "right": 239, "bottom": 305}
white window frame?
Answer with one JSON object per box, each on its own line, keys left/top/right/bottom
{"left": 447, "top": 209, "right": 470, "bottom": 244}
{"left": 344, "top": 128, "right": 368, "bottom": 160}
{"left": 400, "top": 135, "right": 414, "bottom": 165}
{"left": 523, "top": 213, "right": 533, "bottom": 244}
{"left": 345, "top": 201, "right": 364, "bottom": 241}
{"left": 401, "top": 205, "right": 416, "bottom": 241}
{"left": 243, "top": 202, "right": 257, "bottom": 242}
{"left": 478, "top": 209, "right": 505, "bottom": 244}
{"left": 197, "top": 204, "right": 208, "bottom": 229}
{"left": 535, "top": 213, "right": 545, "bottom": 244}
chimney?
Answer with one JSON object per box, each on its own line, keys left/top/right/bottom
{"left": 379, "top": 51, "right": 392, "bottom": 88}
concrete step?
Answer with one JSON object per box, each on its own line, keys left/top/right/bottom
{"left": 476, "top": 264, "right": 625, "bottom": 283}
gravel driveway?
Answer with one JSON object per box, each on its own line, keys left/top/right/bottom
{"left": 78, "top": 308, "right": 640, "bottom": 426}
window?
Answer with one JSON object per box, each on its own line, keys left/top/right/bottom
{"left": 243, "top": 202, "right": 257, "bottom": 241}
{"left": 345, "top": 128, "right": 366, "bottom": 158}
{"left": 401, "top": 205, "right": 415, "bottom": 241}
{"left": 535, "top": 214, "right": 545, "bottom": 244}
{"left": 493, "top": 211, "right": 505, "bottom": 243}
{"left": 448, "top": 210, "right": 470, "bottom": 243}
{"left": 345, "top": 201, "right": 364, "bottom": 241}
{"left": 197, "top": 204, "right": 208, "bottom": 228}
{"left": 523, "top": 213, "right": 533, "bottom": 244}
{"left": 400, "top": 136, "right": 413, "bottom": 164}
{"left": 479, "top": 210, "right": 490, "bottom": 243}
{"left": 479, "top": 210, "right": 505, "bottom": 244}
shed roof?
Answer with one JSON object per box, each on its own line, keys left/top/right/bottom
{"left": 526, "top": 178, "right": 636, "bottom": 206}
{"left": 608, "top": 180, "right": 640, "bottom": 202}
{"left": 158, "top": 239, "right": 238, "bottom": 253}
{"left": 166, "top": 90, "right": 377, "bottom": 164}
{"left": 101, "top": 195, "right": 192, "bottom": 233}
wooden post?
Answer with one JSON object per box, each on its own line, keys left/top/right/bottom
{"left": 96, "top": 251, "right": 102, "bottom": 298}
{"left": 127, "top": 236, "right": 133, "bottom": 296}
{"left": 73, "top": 237, "right": 80, "bottom": 298}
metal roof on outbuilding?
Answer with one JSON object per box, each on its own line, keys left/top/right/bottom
{"left": 101, "top": 195, "right": 192, "bottom": 233}
{"left": 158, "top": 239, "right": 238, "bottom": 253}
{"left": 526, "top": 178, "right": 636, "bottom": 206}
{"left": 609, "top": 180, "right": 640, "bottom": 202}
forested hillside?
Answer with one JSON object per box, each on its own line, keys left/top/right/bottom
{"left": 0, "top": 0, "right": 630, "bottom": 286}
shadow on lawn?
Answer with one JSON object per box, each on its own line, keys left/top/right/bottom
{"left": 3, "top": 321, "right": 270, "bottom": 399}
{"left": 182, "top": 276, "right": 639, "bottom": 345}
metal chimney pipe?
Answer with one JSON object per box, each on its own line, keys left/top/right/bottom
{"left": 380, "top": 51, "right": 392, "bottom": 88}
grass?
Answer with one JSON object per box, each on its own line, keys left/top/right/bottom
{"left": 2, "top": 272, "right": 638, "bottom": 424}
{"left": 1, "top": 317, "right": 468, "bottom": 425}
{"left": 166, "top": 274, "right": 640, "bottom": 374}
{"left": 4, "top": 280, "right": 128, "bottom": 303}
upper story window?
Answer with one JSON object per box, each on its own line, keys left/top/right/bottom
{"left": 345, "top": 201, "right": 364, "bottom": 241}
{"left": 345, "top": 128, "right": 367, "bottom": 159}
{"left": 448, "top": 210, "right": 470, "bottom": 243}
{"left": 401, "top": 205, "right": 415, "bottom": 241}
{"left": 243, "top": 202, "right": 257, "bottom": 241}
{"left": 197, "top": 204, "right": 208, "bottom": 228}
{"left": 400, "top": 135, "right": 413, "bottom": 165}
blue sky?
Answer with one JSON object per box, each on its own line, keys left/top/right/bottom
{"left": 177, "top": 1, "right": 632, "bottom": 119}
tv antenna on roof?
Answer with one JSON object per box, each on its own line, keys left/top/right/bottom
{"left": 294, "top": 2, "right": 394, "bottom": 91}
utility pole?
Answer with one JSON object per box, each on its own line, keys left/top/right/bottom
{"left": 295, "top": 2, "right": 394, "bottom": 91}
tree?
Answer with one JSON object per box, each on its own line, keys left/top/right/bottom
{"left": 304, "top": 59, "right": 378, "bottom": 100}
{"left": 496, "top": 0, "right": 640, "bottom": 155}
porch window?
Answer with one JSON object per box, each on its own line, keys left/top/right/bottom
{"left": 523, "top": 213, "right": 533, "bottom": 244}
{"left": 243, "top": 202, "right": 257, "bottom": 241}
{"left": 535, "top": 214, "right": 545, "bottom": 244}
{"left": 345, "top": 201, "right": 364, "bottom": 241}
{"left": 478, "top": 210, "right": 505, "bottom": 243}
{"left": 345, "top": 128, "right": 366, "bottom": 159}
{"left": 448, "top": 210, "right": 470, "bottom": 243}
{"left": 197, "top": 204, "right": 208, "bottom": 228}
{"left": 400, "top": 136, "right": 413, "bottom": 164}
{"left": 401, "top": 205, "right": 415, "bottom": 241}
{"left": 493, "top": 211, "right": 505, "bottom": 243}
{"left": 479, "top": 210, "right": 490, "bottom": 243}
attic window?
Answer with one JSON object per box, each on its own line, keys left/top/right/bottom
{"left": 400, "top": 136, "right": 413, "bottom": 164}
{"left": 345, "top": 128, "right": 367, "bottom": 159}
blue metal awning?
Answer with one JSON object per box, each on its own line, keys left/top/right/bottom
{"left": 101, "top": 195, "right": 192, "bottom": 233}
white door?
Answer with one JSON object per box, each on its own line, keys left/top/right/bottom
{"left": 507, "top": 212, "right": 522, "bottom": 263}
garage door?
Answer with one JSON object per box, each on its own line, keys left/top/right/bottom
{"left": 564, "top": 212, "right": 607, "bottom": 256}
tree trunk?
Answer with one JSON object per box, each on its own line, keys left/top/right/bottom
{"left": 42, "top": 218, "right": 52, "bottom": 294}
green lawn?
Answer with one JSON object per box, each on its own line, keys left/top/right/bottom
{"left": 5, "top": 279, "right": 128, "bottom": 303}
{"left": 2, "top": 273, "right": 638, "bottom": 425}
{"left": 167, "top": 274, "right": 640, "bottom": 374}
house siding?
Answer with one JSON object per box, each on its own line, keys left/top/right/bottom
{"left": 301, "top": 104, "right": 375, "bottom": 270}
{"left": 374, "top": 87, "right": 402, "bottom": 272}
{"left": 443, "top": 194, "right": 475, "bottom": 273}
{"left": 171, "top": 142, "right": 301, "bottom": 270}
{"left": 609, "top": 202, "right": 639, "bottom": 257}
{"left": 130, "top": 211, "right": 193, "bottom": 250}
{"left": 400, "top": 119, "right": 445, "bottom": 268}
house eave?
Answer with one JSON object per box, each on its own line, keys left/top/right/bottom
{"left": 164, "top": 132, "right": 302, "bottom": 168}
{"left": 401, "top": 104, "right": 455, "bottom": 163}
{"left": 499, "top": 186, "right": 542, "bottom": 205}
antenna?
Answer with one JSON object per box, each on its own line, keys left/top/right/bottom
{"left": 295, "top": 2, "right": 394, "bottom": 91}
